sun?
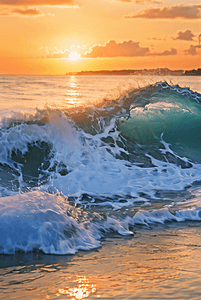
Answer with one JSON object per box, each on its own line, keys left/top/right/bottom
{"left": 68, "top": 51, "right": 81, "bottom": 60}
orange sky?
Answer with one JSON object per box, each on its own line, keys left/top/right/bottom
{"left": 0, "top": 0, "right": 201, "bottom": 74}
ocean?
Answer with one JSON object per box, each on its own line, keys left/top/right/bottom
{"left": 1, "top": 74, "right": 201, "bottom": 299}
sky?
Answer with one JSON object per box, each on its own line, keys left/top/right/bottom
{"left": 0, "top": 0, "right": 201, "bottom": 74}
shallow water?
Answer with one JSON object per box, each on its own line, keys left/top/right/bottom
{"left": 1, "top": 222, "right": 201, "bottom": 300}
{"left": 1, "top": 75, "right": 201, "bottom": 299}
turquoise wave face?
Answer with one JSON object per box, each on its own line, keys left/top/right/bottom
{"left": 118, "top": 84, "right": 201, "bottom": 163}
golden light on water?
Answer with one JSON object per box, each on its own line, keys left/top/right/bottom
{"left": 58, "top": 275, "right": 96, "bottom": 299}
{"left": 64, "top": 76, "right": 81, "bottom": 107}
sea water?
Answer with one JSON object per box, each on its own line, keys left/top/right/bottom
{"left": 1, "top": 75, "right": 201, "bottom": 299}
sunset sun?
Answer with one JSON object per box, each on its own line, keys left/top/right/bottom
{"left": 68, "top": 51, "right": 81, "bottom": 61}
{"left": 1, "top": 0, "right": 201, "bottom": 298}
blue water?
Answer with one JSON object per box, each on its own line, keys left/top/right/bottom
{"left": 1, "top": 75, "right": 201, "bottom": 300}
{"left": 0, "top": 75, "right": 201, "bottom": 254}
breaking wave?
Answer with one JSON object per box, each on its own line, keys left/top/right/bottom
{"left": 1, "top": 80, "right": 201, "bottom": 254}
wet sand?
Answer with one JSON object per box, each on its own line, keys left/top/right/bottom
{"left": 1, "top": 222, "right": 201, "bottom": 300}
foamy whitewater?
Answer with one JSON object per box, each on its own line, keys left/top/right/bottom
{"left": 1, "top": 75, "right": 201, "bottom": 255}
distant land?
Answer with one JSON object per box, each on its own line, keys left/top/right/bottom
{"left": 67, "top": 68, "right": 201, "bottom": 76}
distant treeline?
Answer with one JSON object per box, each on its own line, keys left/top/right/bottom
{"left": 66, "top": 68, "right": 201, "bottom": 76}
{"left": 183, "top": 69, "right": 201, "bottom": 76}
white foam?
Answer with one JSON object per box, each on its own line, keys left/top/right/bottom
{"left": 50, "top": 133, "right": 201, "bottom": 207}
{"left": 0, "top": 190, "right": 133, "bottom": 254}
{"left": 129, "top": 206, "right": 201, "bottom": 226}
{"left": 0, "top": 191, "right": 100, "bottom": 254}
{"left": 1, "top": 190, "right": 201, "bottom": 254}
{"left": 2, "top": 110, "right": 201, "bottom": 206}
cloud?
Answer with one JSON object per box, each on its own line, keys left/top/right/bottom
{"left": 184, "top": 45, "right": 201, "bottom": 55}
{"left": 84, "top": 40, "right": 150, "bottom": 58}
{"left": 83, "top": 40, "right": 178, "bottom": 58}
{"left": 0, "top": 5, "right": 44, "bottom": 15}
{"left": 147, "top": 37, "right": 166, "bottom": 41}
{"left": 39, "top": 47, "right": 70, "bottom": 58}
{"left": 151, "top": 48, "right": 177, "bottom": 56}
{"left": 0, "top": 0, "right": 74, "bottom": 5}
{"left": 38, "top": 42, "right": 179, "bottom": 59}
{"left": 12, "top": 7, "right": 43, "bottom": 15}
{"left": 0, "top": 0, "right": 75, "bottom": 15}
{"left": 39, "top": 45, "right": 89, "bottom": 58}
{"left": 115, "top": 0, "right": 132, "bottom": 2}
{"left": 135, "top": 0, "right": 162, "bottom": 4}
{"left": 173, "top": 29, "right": 196, "bottom": 41}
{"left": 115, "top": 0, "right": 162, "bottom": 3}
{"left": 124, "top": 4, "right": 201, "bottom": 19}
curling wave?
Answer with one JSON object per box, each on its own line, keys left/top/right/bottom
{"left": 1, "top": 80, "right": 201, "bottom": 254}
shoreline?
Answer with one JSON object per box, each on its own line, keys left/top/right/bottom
{"left": 1, "top": 222, "right": 201, "bottom": 299}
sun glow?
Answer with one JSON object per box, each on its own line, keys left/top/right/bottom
{"left": 68, "top": 51, "right": 81, "bottom": 60}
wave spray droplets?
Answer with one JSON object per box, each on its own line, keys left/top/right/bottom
{"left": 1, "top": 77, "right": 201, "bottom": 254}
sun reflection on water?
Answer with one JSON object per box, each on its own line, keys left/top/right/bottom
{"left": 58, "top": 275, "right": 96, "bottom": 300}
{"left": 64, "top": 76, "right": 81, "bottom": 107}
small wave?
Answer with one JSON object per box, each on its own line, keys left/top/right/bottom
{"left": 0, "top": 191, "right": 131, "bottom": 255}
{"left": 1, "top": 190, "right": 201, "bottom": 255}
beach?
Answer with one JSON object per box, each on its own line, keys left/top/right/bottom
{"left": 1, "top": 220, "right": 201, "bottom": 299}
